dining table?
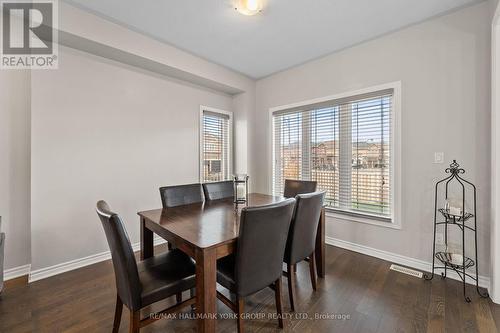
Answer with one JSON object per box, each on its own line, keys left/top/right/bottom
{"left": 137, "top": 193, "right": 326, "bottom": 333}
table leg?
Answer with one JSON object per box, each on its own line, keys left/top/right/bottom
{"left": 195, "top": 247, "right": 217, "bottom": 333}
{"left": 315, "top": 208, "right": 326, "bottom": 278}
{"left": 140, "top": 217, "right": 154, "bottom": 260}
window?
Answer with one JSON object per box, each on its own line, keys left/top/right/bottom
{"left": 200, "top": 107, "right": 232, "bottom": 182}
{"left": 272, "top": 85, "right": 399, "bottom": 222}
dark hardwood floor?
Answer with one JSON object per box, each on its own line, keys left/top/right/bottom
{"left": 1, "top": 245, "right": 499, "bottom": 332}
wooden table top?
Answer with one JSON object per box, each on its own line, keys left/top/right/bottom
{"left": 138, "top": 193, "right": 283, "bottom": 250}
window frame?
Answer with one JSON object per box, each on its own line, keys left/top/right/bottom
{"left": 269, "top": 82, "right": 402, "bottom": 229}
{"left": 199, "top": 106, "right": 233, "bottom": 183}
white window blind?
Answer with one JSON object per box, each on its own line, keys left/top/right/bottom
{"left": 273, "top": 89, "right": 393, "bottom": 220}
{"left": 201, "top": 110, "right": 231, "bottom": 182}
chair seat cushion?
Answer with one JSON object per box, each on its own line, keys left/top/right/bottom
{"left": 216, "top": 255, "right": 236, "bottom": 292}
{"left": 138, "top": 249, "right": 196, "bottom": 307}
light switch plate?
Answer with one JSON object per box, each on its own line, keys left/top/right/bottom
{"left": 434, "top": 152, "right": 444, "bottom": 164}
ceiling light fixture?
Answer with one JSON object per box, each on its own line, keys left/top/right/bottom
{"left": 235, "top": 0, "right": 263, "bottom": 16}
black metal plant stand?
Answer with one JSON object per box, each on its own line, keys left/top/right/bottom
{"left": 424, "top": 160, "right": 488, "bottom": 302}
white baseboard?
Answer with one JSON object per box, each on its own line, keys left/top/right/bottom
{"left": 4, "top": 264, "right": 31, "bottom": 281}
{"left": 28, "top": 236, "right": 167, "bottom": 283}
{"left": 326, "top": 236, "right": 490, "bottom": 290}
{"left": 7, "top": 236, "right": 490, "bottom": 290}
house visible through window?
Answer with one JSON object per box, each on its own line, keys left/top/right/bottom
{"left": 201, "top": 108, "right": 232, "bottom": 182}
{"left": 273, "top": 88, "right": 395, "bottom": 221}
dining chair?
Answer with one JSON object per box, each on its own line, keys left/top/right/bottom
{"left": 159, "top": 183, "right": 205, "bottom": 250}
{"left": 216, "top": 198, "right": 296, "bottom": 333}
{"left": 283, "top": 191, "right": 325, "bottom": 311}
{"left": 159, "top": 183, "right": 204, "bottom": 208}
{"left": 202, "top": 180, "right": 234, "bottom": 200}
{"left": 283, "top": 179, "right": 317, "bottom": 198}
{"left": 96, "top": 201, "right": 196, "bottom": 333}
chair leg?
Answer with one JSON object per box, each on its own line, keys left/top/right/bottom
{"left": 287, "top": 263, "right": 296, "bottom": 312}
{"left": 176, "top": 292, "right": 182, "bottom": 304}
{"left": 167, "top": 242, "right": 173, "bottom": 250}
{"left": 274, "top": 278, "right": 284, "bottom": 329}
{"left": 112, "top": 295, "right": 123, "bottom": 333}
{"left": 309, "top": 251, "right": 317, "bottom": 291}
{"left": 129, "top": 310, "right": 140, "bottom": 333}
{"left": 237, "top": 297, "right": 244, "bottom": 333}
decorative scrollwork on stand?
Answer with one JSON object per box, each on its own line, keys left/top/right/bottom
{"left": 445, "top": 159, "right": 465, "bottom": 175}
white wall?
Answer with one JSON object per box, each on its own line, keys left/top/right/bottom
{"left": 491, "top": 0, "right": 500, "bottom": 20}
{"left": 0, "top": 71, "right": 31, "bottom": 271}
{"left": 30, "top": 47, "right": 234, "bottom": 271}
{"left": 254, "top": 3, "right": 491, "bottom": 275}
{"left": 490, "top": 0, "right": 500, "bottom": 303}
{"left": 55, "top": 3, "right": 256, "bottom": 177}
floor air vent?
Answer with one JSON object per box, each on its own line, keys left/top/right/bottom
{"left": 390, "top": 264, "right": 423, "bottom": 278}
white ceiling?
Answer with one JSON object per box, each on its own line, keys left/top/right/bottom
{"left": 64, "top": 0, "right": 484, "bottom": 79}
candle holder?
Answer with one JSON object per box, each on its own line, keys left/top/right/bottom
{"left": 233, "top": 174, "right": 249, "bottom": 205}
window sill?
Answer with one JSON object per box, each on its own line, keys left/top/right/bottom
{"left": 325, "top": 208, "right": 402, "bottom": 230}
